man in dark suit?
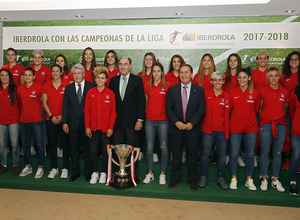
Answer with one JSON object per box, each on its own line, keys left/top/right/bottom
{"left": 109, "top": 57, "right": 146, "bottom": 183}
{"left": 166, "top": 64, "right": 205, "bottom": 190}
{"left": 62, "top": 63, "right": 95, "bottom": 182}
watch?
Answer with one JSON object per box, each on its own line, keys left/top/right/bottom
{"left": 49, "top": 115, "right": 54, "bottom": 120}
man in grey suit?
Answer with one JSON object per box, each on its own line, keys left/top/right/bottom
{"left": 166, "top": 64, "right": 205, "bottom": 190}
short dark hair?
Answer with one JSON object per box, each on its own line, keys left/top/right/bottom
{"left": 24, "top": 67, "right": 35, "bottom": 76}
{"left": 7, "top": 47, "right": 17, "bottom": 55}
{"left": 180, "top": 64, "right": 193, "bottom": 73}
{"left": 51, "top": 64, "right": 63, "bottom": 73}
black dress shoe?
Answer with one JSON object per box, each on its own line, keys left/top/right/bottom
{"left": 168, "top": 180, "right": 178, "bottom": 189}
{"left": 69, "top": 174, "right": 80, "bottom": 182}
{"left": 190, "top": 180, "right": 198, "bottom": 191}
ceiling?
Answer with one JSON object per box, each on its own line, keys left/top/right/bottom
{"left": 0, "top": 0, "right": 299, "bottom": 22}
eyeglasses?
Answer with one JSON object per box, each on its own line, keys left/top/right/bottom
{"left": 290, "top": 58, "right": 299, "bottom": 62}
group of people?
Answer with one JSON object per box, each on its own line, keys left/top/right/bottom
{"left": 0, "top": 47, "right": 300, "bottom": 197}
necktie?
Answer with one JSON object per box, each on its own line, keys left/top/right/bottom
{"left": 77, "top": 83, "right": 82, "bottom": 104}
{"left": 182, "top": 86, "right": 187, "bottom": 121}
{"left": 121, "top": 77, "right": 127, "bottom": 101}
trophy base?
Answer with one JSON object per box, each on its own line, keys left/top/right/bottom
{"left": 109, "top": 173, "right": 134, "bottom": 189}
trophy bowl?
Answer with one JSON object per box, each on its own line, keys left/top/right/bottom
{"left": 107, "top": 144, "right": 140, "bottom": 189}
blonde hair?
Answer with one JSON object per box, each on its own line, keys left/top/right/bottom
{"left": 211, "top": 71, "right": 225, "bottom": 80}
{"left": 256, "top": 50, "right": 269, "bottom": 59}
{"left": 93, "top": 66, "right": 108, "bottom": 78}
{"left": 33, "top": 49, "right": 44, "bottom": 57}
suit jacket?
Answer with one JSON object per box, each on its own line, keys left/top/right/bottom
{"left": 109, "top": 73, "right": 146, "bottom": 129}
{"left": 166, "top": 83, "right": 205, "bottom": 137}
{"left": 62, "top": 80, "right": 95, "bottom": 131}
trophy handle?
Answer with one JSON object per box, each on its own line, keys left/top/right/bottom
{"left": 107, "top": 145, "right": 140, "bottom": 167}
{"left": 124, "top": 147, "right": 140, "bottom": 168}
{"left": 107, "top": 145, "right": 120, "bottom": 166}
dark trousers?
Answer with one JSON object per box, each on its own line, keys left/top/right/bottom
{"left": 170, "top": 131, "right": 199, "bottom": 183}
{"left": 89, "top": 130, "right": 109, "bottom": 173}
{"left": 46, "top": 120, "right": 69, "bottom": 169}
{"left": 112, "top": 119, "right": 140, "bottom": 173}
{"left": 69, "top": 125, "right": 91, "bottom": 177}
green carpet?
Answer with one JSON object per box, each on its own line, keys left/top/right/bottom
{"left": 0, "top": 153, "right": 299, "bottom": 208}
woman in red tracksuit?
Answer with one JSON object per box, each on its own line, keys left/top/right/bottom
{"left": 259, "top": 66, "right": 289, "bottom": 193}
{"left": 142, "top": 62, "right": 171, "bottom": 186}
{"left": 18, "top": 67, "right": 45, "bottom": 178}
{"left": 84, "top": 66, "right": 116, "bottom": 184}
{"left": 0, "top": 69, "right": 20, "bottom": 176}
{"left": 229, "top": 67, "right": 260, "bottom": 191}
{"left": 42, "top": 64, "right": 70, "bottom": 179}
{"left": 199, "top": 71, "right": 231, "bottom": 190}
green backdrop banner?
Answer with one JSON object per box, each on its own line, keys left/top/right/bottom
{"left": 2, "top": 17, "right": 300, "bottom": 74}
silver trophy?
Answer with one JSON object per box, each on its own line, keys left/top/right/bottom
{"left": 107, "top": 144, "right": 140, "bottom": 189}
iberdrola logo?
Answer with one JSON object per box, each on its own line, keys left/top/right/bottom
{"left": 170, "top": 31, "right": 195, "bottom": 45}
{"left": 182, "top": 32, "right": 195, "bottom": 42}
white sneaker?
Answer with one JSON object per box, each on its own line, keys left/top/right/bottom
{"left": 47, "top": 168, "right": 59, "bottom": 179}
{"left": 260, "top": 180, "right": 268, "bottom": 191}
{"left": 99, "top": 172, "right": 107, "bottom": 184}
{"left": 35, "top": 168, "right": 44, "bottom": 179}
{"left": 254, "top": 155, "right": 258, "bottom": 167}
{"left": 60, "top": 169, "right": 68, "bottom": 179}
{"left": 153, "top": 153, "right": 159, "bottom": 162}
{"left": 90, "top": 172, "right": 99, "bottom": 184}
{"left": 31, "top": 146, "right": 36, "bottom": 155}
{"left": 57, "top": 148, "right": 63, "bottom": 158}
{"left": 159, "top": 174, "right": 166, "bottom": 185}
{"left": 271, "top": 180, "right": 285, "bottom": 192}
{"left": 182, "top": 150, "right": 186, "bottom": 163}
{"left": 19, "top": 166, "right": 32, "bottom": 177}
{"left": 138, "top": 152, "right": 143, "bottom": 161}
{"left": 245, "top": 179, "right": 257, "bottom": 191}
{"left": 238, "top": 156, "right": 245, "bottom": 167}
{"left": 230, "top": 178, "right": 238, "bottom": 190}
{"left": 226, "top": 156, "right": 230, "bottom": 165}
{"left": 143, "top": 173, "right": 154, "bottom": 184}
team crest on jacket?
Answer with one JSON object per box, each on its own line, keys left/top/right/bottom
{"left": 162, "top": 87, "right": 165, "bottom": 91}
{"left": 42, "top": 71, "right": 45, "bottom": 75}
{"left": 15, "top": 70, "right": 18, "bottom": 73}
{"left": 106, "top": 95, "right": 109, "bottom": 99}
{"left": 281, "top": 94, "right": 284, "bottom": 98}
{"left": 249, "top": 95, "right": 252, "bottom": 99}
{"left": 222, "top": 98, "right": 224, "bottom": 102}
{"left": 62, "top": 87, "right": 65, "bottom": 91}
{"left": 225, "top": 99, "right": 228, "bottom": 104}
{"left": 32, "top": 91, "right": 35, "bottom": 94}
